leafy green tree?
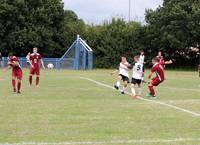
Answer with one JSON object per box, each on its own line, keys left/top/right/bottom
{"left": 63, "top": 10, "right": 86, "bottom": 48}
{"left": 145, "top": 0, "right": 200, "bottom": 66}
{"left": 0, "top": 0, "right": 66, "bottom": 57}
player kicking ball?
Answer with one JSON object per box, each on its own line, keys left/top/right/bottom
{"left": 147, "top": 57, "right": 165, "bottom": 98}
{"left": 111, "top": 56, "right": 131, "bottom": 94}
{"left": 4, "top": 54, "right": 23, "bottom": 94}
{"left": 28, "top": 47, "right": 45, "bottom": 87}
{"left": 131, "top": 56, "right": 144, "bottom": 99}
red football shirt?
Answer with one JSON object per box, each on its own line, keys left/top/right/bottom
{"left": 8, "top": 56, "right": 21, "bottom": 71}
{"left": 29, "top": 53, "right": 42, "bottom": 68}
{"left": 151, "top": 63, "right": 165, "bottom": 81}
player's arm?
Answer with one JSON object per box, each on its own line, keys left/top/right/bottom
{"left": 8, "top": 61, "right": 19, "bottom": 67}
{"left": 122, "top": 62, "right": 132, "bottom": 68}
{"left": 165, "top": 60, "right": 173, "bottom": 65}
{"left": 13, "top": 61, "right": 20, "bottom": 67}
{"left": 40, "top": 59, "right": 45, "bottom": 69}
{"left": 27, "top": 58, "right": 34, "bottom": 68}
{"left": 110, "top": 70, "right": 118, "bottom": 75}
{"left": 148, "top": 72, "right": 153, "bottom": 79}
{"left": 3, "top": 61, "right": 12, "bottom": 72}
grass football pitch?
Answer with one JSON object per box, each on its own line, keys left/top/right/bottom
{"left": 0, "top": 69, "right": 199, "bottom": 145}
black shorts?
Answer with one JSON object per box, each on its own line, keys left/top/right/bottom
{"left": 131, "top": 78, "right": 142, "bottom": 85}
{"left": 119, "top": 74, "right": 129, "bottom": 82}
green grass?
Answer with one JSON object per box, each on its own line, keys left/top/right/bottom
{"left": 0, "top": 69, "right": 199, "bottom": 145}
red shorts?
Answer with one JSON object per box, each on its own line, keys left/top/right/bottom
{"left": 12, "top": 69, "right": 23, "bottom": 80}
{"left": 30, "top": 66, "right": 40, "bottom": 75}
{"left": 151, "top": 77, "right": 163, "bottom": 86}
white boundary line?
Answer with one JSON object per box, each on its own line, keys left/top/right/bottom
{"left": 79, "top": 77, "right": 200, "bottom": 117}
{"left": 2, "top": 138, "right": 200, "bottom": 145}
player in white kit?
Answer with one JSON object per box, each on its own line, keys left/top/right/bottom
{"left": 131, "top": 56, "right": 144, "bottom": 98}
{"left": 139, "top": 50, "right": 145, "bottom": 64}
{"left": 111, "top": 56, "right": 131, "bottom": 94}
{"left": 139, "top": 50, "right": 145, "bottom": 81}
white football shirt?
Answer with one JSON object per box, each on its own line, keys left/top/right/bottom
{"left": 119, "top": 62, "right": 129, "bottom": 78}
{"left": 132, "top": 62, "right": 143, "bottom": 80}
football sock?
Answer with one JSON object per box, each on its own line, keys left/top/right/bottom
{"left": 116, "top": 81, "right": 120, "bottom": 87}
{"left": 131, "top": 85, "right": 136, "bottom": 96}
{"left": 12, "top": 79, "right": 16, "bottom": 89}
{"left": 17, "top": 82, "right": 21, "bottom": 92}
{"left": 122, "top": 86, "right": 127, "bottom": 92}
{"left": 36, "top": 76, "right": 40, "bottom": 86}
{"left": 29, "top": 76, "right": 32, "bottom": 86}
{"left": 138, "top": 88, "right": 142, "bottom": 96}
{"left": 148, "top": 86, "right": 155, "bottom": 96}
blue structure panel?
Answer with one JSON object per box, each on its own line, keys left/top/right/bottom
{"left": 2, "top": 36, "right": 93, "bottom": 70}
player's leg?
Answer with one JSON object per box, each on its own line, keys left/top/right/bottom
{"left": 147, "top": 77, "right": 159, "bottom": 98}
{"left": 36, "top": 68, "right": 40, "bottom": 87}
{"left": 12, "top": 77, "right": 16, "bottom": 92}
{"left": 29, "top": 68, "right": 34, "bottom": 87}
{"left": 17, "top": 79, "right": 22, "bottom": 94}
{"left": 12, "top": 71, "right": 16, "bottom": 92}
{"left": 36, "top": 75, "right": 40, "bottom": 87}
{"left": 131, "top": 78, "right": 136, "bottom": 98}
{"left": 114, "top": 75, "right": 122, "bottom": 90}
{"left": 121, "top": 78, "right": 129, "bottom": 94}
{"left": 17, "top": 70, "right": 23, "bottom": 94}
{"left": 148, "top": 83, "right": 156, "bottom": 97}
{"left": 131, "top": 84, "right": 136, "bottom": 98}
{"left": 137, "top": 81, "right": 142, "bottom": 97}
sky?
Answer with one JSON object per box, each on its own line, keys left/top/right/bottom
{"left": 63, "top": 0, "right": 163, "bottom": 24}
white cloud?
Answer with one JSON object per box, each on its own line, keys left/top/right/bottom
{"left": 63, "top": 0, "right": 163, "bottom": 24}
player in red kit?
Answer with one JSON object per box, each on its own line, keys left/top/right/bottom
{"left": 147, "top": 57, "right": 165, "bottom": 98}
{"left": 28, "top": 47, "right": 45, "bottom": 87}
{"left": 5, "top": 54, "right": 23, "bottom": 94}
{"left": 157, "top": 51, "right": 173, "bottom": 67}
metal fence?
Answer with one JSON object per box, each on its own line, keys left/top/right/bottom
{"left": 1, "top": 57, "right": 76, "bottom": 70}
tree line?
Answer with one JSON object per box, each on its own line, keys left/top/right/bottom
{"left": 0, "top": 0, "right": 199, "bottom": 68}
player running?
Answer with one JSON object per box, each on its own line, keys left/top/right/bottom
{"left": 147, "top": 57, "right": 165, "bottom": 98}
{"left": 139, "top": 50, "right": 145, "bottom": 64}
{"left": 5, "top": 54, "right": 23, "bottom": 94}
{"left": 28, "top": 47, "right": 45, "bottom": 87}
{"left": 139, "top": 50, "right": 145, "bottom": 81}
{"left": 111, "top": 56, "right": 131, "bottom": 94}
{"left": 131, "top": 56, "right": 144, "bottom": 98}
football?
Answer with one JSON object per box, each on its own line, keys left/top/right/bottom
{"left": 47, "top": 63, "right": 54, "bottom": 69}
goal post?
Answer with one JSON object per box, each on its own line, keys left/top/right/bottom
{"left": 58, "top": 35, "right": 93, "bottom": 70}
